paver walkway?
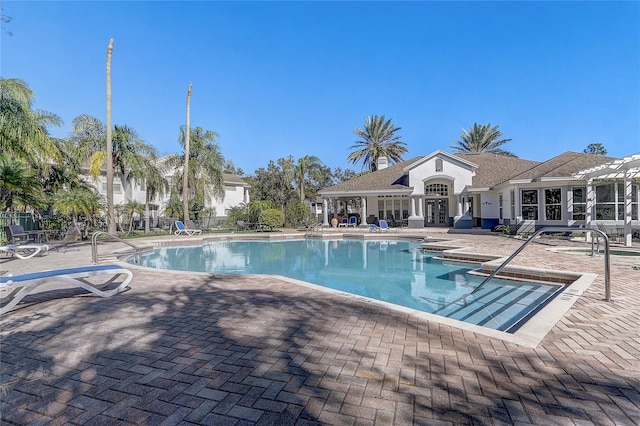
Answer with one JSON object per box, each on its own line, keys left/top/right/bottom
{"left": 1, "top": 230, "right": 639, "bottom": 425}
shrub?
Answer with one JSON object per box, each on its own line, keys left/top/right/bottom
{"left": 259, "top": 209, "right": 285, "bottom": 229}
{"left": 285, "top": 202, "right": 313, "bottom": 228}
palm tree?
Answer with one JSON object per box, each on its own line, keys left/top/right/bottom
{"left": 450, "top": 123, "right": 517, "bottom": 157}
{"left": 69, "top": 115, "right": 159, "bottom": 229}
{"left": 143, "top": 160, "right": 169, "bottom": 233}
{"left": 348, "top": 115, "right": 408, "bottom": 172}
{"left": 106, "top": 38, "right": 116, "bottom": 234}
{"left": 183, "top": 82, "right": 192, "bottom": 222}
{"left": 70, "top": 115, "right": 157, "bottom": 183}
{"left": 295, "top": 155, "right": 322, "bottom": 201}
{"left": 164, "top": 126, "right": 225, "bottom": 219}
{"left": 0, "top": 78, "right": 62, "bottom": 167}
{"left": 51, "top": 186, "right": 105, "bottom": 229}
{"left": 0, "top": 153, "right": 44, "bottom": 211}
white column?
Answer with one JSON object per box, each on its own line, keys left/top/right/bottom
{"left": 456, "top": 194, "right": 463, "bottom": 217}
{"left": 322, "top": 198, "right": 329, "bottom": 227}
{"left": 624, "top": 172, "right": 632, "bottom": 247}
{"left": 417, "top": 197, "right": 423, "bottom": 217}
{"left": 410, "top": 197, "right": 416, "bottom": 217}
{"left": 360, "top": 197, "right": 368, "bottom": 227}
{"left": 463, "top": 196, "right": 470, "bottom": 216}
{"left": 586, "top": 179, "right": 594, "bottom": 242}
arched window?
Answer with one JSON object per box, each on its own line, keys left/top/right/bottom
{"left": 425, "top": 183, "right": 448, "bottom": 196}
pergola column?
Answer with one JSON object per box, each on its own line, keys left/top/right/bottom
{"left": 360, "top": 196, "right": 368, "bottom": 228}
{"left": 322, "top": 198, "right": 329, "bottom": 227}
{"left": 585, "top": 179, "right": 594, "bottom": 242}
{"left": 624, "top": 171, "right": 632, "bottom": 247}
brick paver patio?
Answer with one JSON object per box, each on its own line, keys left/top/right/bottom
{"left": 1, "top": 230, "right": 639, "bottom": 425}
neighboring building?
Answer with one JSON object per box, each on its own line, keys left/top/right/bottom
{"left": 319, "top": 150, "right": 639, "bottom": 240}
{"left": 88, "top": 169, "right": 250, "bottom": 227}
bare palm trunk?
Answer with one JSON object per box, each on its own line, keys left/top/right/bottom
{"left": 144, "top": 190, "right": 150, "bottom": 234}
{"left": 182, "top": 82, "right": 192, "bottom": 222}
{"left": 106, "top": 38, "right": 116, "bottom": 235}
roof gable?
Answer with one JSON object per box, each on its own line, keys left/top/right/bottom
{"left": 405, "top": 150, "right": 478, "bottom": 172}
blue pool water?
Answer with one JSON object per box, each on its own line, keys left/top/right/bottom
{"left": 134, "top": 239, "right": 563, "bottom": 332}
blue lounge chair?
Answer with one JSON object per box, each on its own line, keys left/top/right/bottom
{"left": 347, "top": 216, "right": 358, "bottom": 227}
{"left": 0, "top": 243, "right": 49, "bottom": 260}
{"left": 0, "top": 264, "right": 133, "bottom": 314}
{"left": 337, "top": 218, "right": 348, "bottom": 227}
{"left": 174, "top": 220, "right": 202, "bottom": 236}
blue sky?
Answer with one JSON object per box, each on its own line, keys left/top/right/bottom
{"left": 2, "top": 1, "right": 639, "bottom": 174}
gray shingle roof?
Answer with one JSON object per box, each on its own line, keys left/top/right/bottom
{"left": 509, "top": 151, "right": 618, "bottom": 181}
{"left": 455, "top": 153, "right": 540, "bottom": 188}
{"left": 320, "top": 157, "right": 424, "bottom": 193}
{"left": 223, "top": 173, "right": 249, "bottom": 186}
{"left": 319, "top": 151, "right": 620, "bottom": 195}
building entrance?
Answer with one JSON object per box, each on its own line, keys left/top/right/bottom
{"left": 425, "top": 198, "right": 448, "bottom": 226}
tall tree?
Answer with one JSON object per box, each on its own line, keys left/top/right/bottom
{"left": 143, "top": 160, "right": 169, "bottom": 234}
{"left": 164, "top": 126, "right": 225, "bottom": 218}
{"left": 584, "top": 143, "right": 607, "bottom": 155}
{"left": 69, "top": 114, "right": 158, "bottom": 227}
{"left": 450, "top": 123, "right": 516, "bottom": 157}
{"left": 294, "top": 155, "right": 323, "bottom": 201}
{"left": 348, "top": 115, "right": 408, "bottom": 172}
{"left": 0, "top": 78, "right": 62, "bottom": 167}
{"left": 182, "top": 82, "right": 192, "bottom": 221}
{"left": 105, "top": 38, "right": 116, "bottom": 234}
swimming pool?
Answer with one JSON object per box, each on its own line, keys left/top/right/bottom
{"left": 134, "top": 239, "right": 563, "bottom": 333}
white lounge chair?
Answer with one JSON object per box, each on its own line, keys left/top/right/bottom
{"left": 0, "top": 264, "right": 133, "bottom": 314}
{"left": 174, "top": 220, "right": 202, "bottom": 236}
{"left": 0, "top": 244, "right": 49, "bottom": 260}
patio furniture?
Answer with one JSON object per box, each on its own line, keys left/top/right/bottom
{"left": 0, "top": 264, "right": 133, "bottom": 314}
{"left": 347, "top": 216, "right": 358, "bottom": 227}
{"left": 174, "top": 220, "right": 202, "bottom": 236}
{"left": 50, "top": 225, "right": 81, "bottom": 251}
{"left": 369, "top": 220, "right": 397, "bottom": 232}
{"left": 337, "top": 218, "right": 348, "bottom": 227}
{"left": 236, "top": 220, "right": 248, "bottom": 232}
{"left": 0, "top": 243, "right": 50, "bottom": 260}
{"left": 3, "top": 225, "right": 46, "bottom": 244}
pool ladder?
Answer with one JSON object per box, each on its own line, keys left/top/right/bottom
{"left": 473, "top": 227, "right": 611, "bottom": 302}
{"left": 91, "top": 231, "right": 144, "bottom": 265}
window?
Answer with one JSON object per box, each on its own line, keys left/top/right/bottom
{"left": 510, "top": 190, "right": 515, "bottom": 219}
{"left": 594, "top": 183, "right": 638, "bottom": 220}
{"left": 102, "top": 182, "right": 122, "bottom": 194}
{"left": 544, "top": 188, "right": 562, "bottom": 220}
{"left": 572, "top": 187, "right": 586, "bottom": 220}
{"left": 435, "top": 159, "right": 443, "bottom": 172}
{"left": 498, "top": 193, "right": 503, "bottom": 220}
{"left": 595, "top": 183, "right": 615, "bottom": 219}
{"left": 521, "top": 189, "right": 538, "bottom": 220}
{"left": 425, "top": 183, "right": 448, "bottom": 196}
{"left": 225, "top": 185, "right": 236, "bottom": 192}
{"left": 402, "top": 199, "right": 409, "bottom": 219}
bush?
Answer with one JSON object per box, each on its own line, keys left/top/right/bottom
{"left": 259, "top": 209, "right": 285, "bottom": 229}
{"left": 285, "top": 202, "right": 313, "bottom": 228}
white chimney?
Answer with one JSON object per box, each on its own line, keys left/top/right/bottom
{"left": 377, "top": 156, "right": 388, "bottom": 170}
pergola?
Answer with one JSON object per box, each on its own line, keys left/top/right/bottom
{"left": 574, "top": 154, "right": 640, "bottom": 247}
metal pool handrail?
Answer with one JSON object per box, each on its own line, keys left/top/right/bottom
{"left": 473, "top": 227, "right": 611, "bottom": 302}
{"left": 91, "top": 231, "right": 143, "bottom": 265}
